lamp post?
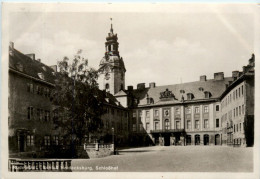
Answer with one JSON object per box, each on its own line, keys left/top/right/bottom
{"left": 112, "top": 127, "right": 115, "bottom": 154}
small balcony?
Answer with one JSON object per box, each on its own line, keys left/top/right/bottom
{"left": 150, "top": 129, "right": 185, "bottom": 133}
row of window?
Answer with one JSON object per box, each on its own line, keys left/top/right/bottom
{"left": 221, "top": 85, "right": 244, "bottom": 109}
{"left": 233, "top": 122, "right": 243, "bottom": 133}
{"left": 221, "top": 105, "right": 245, "bottom": 122}
{"left": 140, "top": 105, "right": 214, "bottom": 119}
{"left": 26, "top": 135, "right": 61, "bottom": 146}
{"left": 27, "top": 83, "right": 51, "bottom": 98}
{"left": 104, "top": 107, "right": 128, "bottom": 118}
{"left": 133, "top": 118, "right": 218, "bottom": 131}
{"left": 103, "top": 120, "right": 128, "bottom": 132}
{"left": 27, "top": 107, "right": 50, "bottom": 121}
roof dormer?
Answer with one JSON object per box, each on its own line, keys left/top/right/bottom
{"left": 204, "top": 91, "right": 211, "bottom": 98}
{"left": 187, "top": 93, "right": 194, "bottom": 100}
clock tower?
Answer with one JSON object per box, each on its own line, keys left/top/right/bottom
{"left": 98, "top": 19, "right": 126, "bottom": 95}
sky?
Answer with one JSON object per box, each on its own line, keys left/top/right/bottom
{"left": 8, "top": 3, "right": 258, "bottom": 88}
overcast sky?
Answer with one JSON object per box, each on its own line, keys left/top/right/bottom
{"left": 8, "top": 4, "right": 257, "bottom": 88}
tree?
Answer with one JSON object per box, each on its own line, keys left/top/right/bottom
{"left": 51, "top": 50, "right": 105, "bottom": 156}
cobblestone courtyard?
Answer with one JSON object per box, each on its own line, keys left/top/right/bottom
{"left": 71, "top": 146, "right": 253, "bottom": 172}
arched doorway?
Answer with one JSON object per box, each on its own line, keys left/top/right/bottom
{"left": 186, "top": 135, "right": 191, "bottom": 145}
{"left": 215, "top": 134, "right": 221, "bottom": 145}
{"left": 204, "top": 134, "right": 209, "bottom": 145}
{"left": 195, "top": 134, "right": 200, "bottom": 145}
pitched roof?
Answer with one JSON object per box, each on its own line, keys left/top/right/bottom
{"left": 114, "top": 90, "right": 127, "bottom": 96}
{"left": 132, "top": 77, "right": 234, "bottom": 107}
{"left": 9, "top": 47, "right": 55, "bottom": 84}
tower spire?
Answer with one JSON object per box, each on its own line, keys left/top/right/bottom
{"left": 110, "top": 18, "right": 113, "bottom": 34}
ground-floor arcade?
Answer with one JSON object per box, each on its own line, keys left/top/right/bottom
{"left": 150, "top": 131, "right": 222, "bottom": 146}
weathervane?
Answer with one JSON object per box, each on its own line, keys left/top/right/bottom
{"left": 110, "top": 18, "right": 113, "bottom": 34}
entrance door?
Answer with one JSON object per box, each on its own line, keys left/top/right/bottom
{"left": 155, "top": 136, "right": 160, "bottom": 146}
{"left": 164, "top": 135, "right": 170, "bottom": 146}
{"left": 215, "top": 134, "right": 220, "bottom": 145}
{"left": 204, "top": 134, "right": 209, "bottom": 145}
{"left": 19, "top": 135, "right": 25, "bottom": 152}
{"left": 195, "top": 135, "right": 200, "bottom": 145}
{"left": 186, "top": 135, "right": 191, "bottom": 145}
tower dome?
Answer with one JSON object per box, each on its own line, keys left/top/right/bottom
{"left": 98, "top": 18, "right": 126, "bottom": 95}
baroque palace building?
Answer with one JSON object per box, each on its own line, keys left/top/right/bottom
{"left": 8, "top": 22, "right": 255, "bottom": 158}
{"left": 97, "top": 23, "right": 255, "bottom": 147}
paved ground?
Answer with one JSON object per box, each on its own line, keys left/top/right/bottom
{"left": 71, "top": 146, "right": 253, "bottom": 172}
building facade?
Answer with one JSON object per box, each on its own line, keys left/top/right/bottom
{"left": 97, "top": 23, "right": 255, "bottom": 147}
{"left": 8, "top": 22, "right": 255, "bottom": 159}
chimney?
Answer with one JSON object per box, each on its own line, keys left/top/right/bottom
{"left": 26, "top": 54, "right": 35, "bottom": 61}
{"left": 137, "top": 83, "right": 145, "bottom": 90}
{"left": 127, "top": 86, "right": 133, "bottom": 91}
{"left": 49, "top": 65, "right": 57, "bottom": 72}
{"left": 249, "top": 54, "right": 255, "bottom": 67}
{"left": 36, "top": 59, "right": 41, "bottom": 62}
{"left": 9, "top": 42, "right": 14, "bottom": 49}
{"left": 200, "top": 75, "right": 207, "bottom": 81}
{"left": 149, "top": 82, "right": 156, "bottom": 88}
{"left": 214, "top": 72, "right": 224, "bottom": 80}
{"left": 232, "top": 71, "right": 239, "bottom": 78}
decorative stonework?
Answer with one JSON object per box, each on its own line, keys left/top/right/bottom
{"left": 160, "top": 88, "right": 175, "bottom": 99}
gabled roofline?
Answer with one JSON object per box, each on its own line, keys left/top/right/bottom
{"left": 219, "top": 73, "right": 254, "bottom": 100}
{"left": 9, "top": 67, "right": 55, "bottom": 87}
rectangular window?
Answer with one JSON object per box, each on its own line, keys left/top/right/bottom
{"left": 132, "top": 124, "right": 136, "bottom": 132}
{"left": 187, "top": 120, "right": 191, "bottom": 129}
{"left": 139, "top": 124, "right": 143, "bottom": 132}
{"left": 44, "top": 136, "right": 51, "bottom": 146}
{"left": 239, "top": 106, "right": 241, "bottom": 115}
{"left": 111, "top": 109, "right": 115, "bottom": 115}
{"left": 204, "top": 106, "right": 209, "bottom": 113}
{"left": 27, "top": 135, "right": 34, "bottom": 146}
{"left": 138, "top": 110, "right": 142, "bottom": 117}
{"left": 195, "top": 120, "right": 200, "bottom": 129}
{"left": 242, "top": 85, "right": 244, "bottom": 95}
{"left": 233, "top": 109, "right": 235, "bottom": 118}
{"left": 216, "top": 118, "right": 219, "bottom": 128}
{"left": 146, "top": 123, "right": 149, "bottom": 130}
{"left": 27, "top": 107, "right": 34, "bottom": 120}
{"left": 195, "top": 107, "right": 200, "bottom": 113}
{"left": 37, "top": 108, "right": 40, "bottom": 120}
{"left": 53, "top": 136, "right": 59, "bottom": 145}
{"left": 175, "top": 108, "right": 180, "bottom": 115}
{"left": 239, "top": 88, "right": 241, "bottom": 97}
{"left": 176, "top": 121, "right": 181, "bottom": 129}
{"left": 132, "top": 112, "right": 136, "bottom": 118}
{"left": 240, "top": 123, "right": 242, "bottom": 131}
{"left": 236, "top": 89, "right": 238, "bottom": 99}
{"left": 154, "top": 110, "right": 159, "bottom": 117}
{"left": 236, "top": 107, "right": 238, "bottom": 116}
{"left": 204, "top": 119, "right": 209, "bottom": 128}
{"left": 234, "top": 125, "right": 236, "bottom": 132}
{"left": 146, "top": 111, "right": 150, "bottom": 118}
{"left": 154, "top": 121, "right": 159, "bottom": 130}
{"left": 216, "top": 105, "right": 219, "bottom": 112}
{"left": 186, "top": 108, "right": 191, "bottom": 114}
{"left": 242, "top": 105, "right": 244, "bottom": 114}
{"left": 45, "top": 111, "right": 50, "bottom": 122}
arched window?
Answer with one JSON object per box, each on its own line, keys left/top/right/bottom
{"left": 165, "top": 119, "right": 170, "bottom": 130}
{"left": 105, "top": 83, "right": 110, "bottom": 92}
